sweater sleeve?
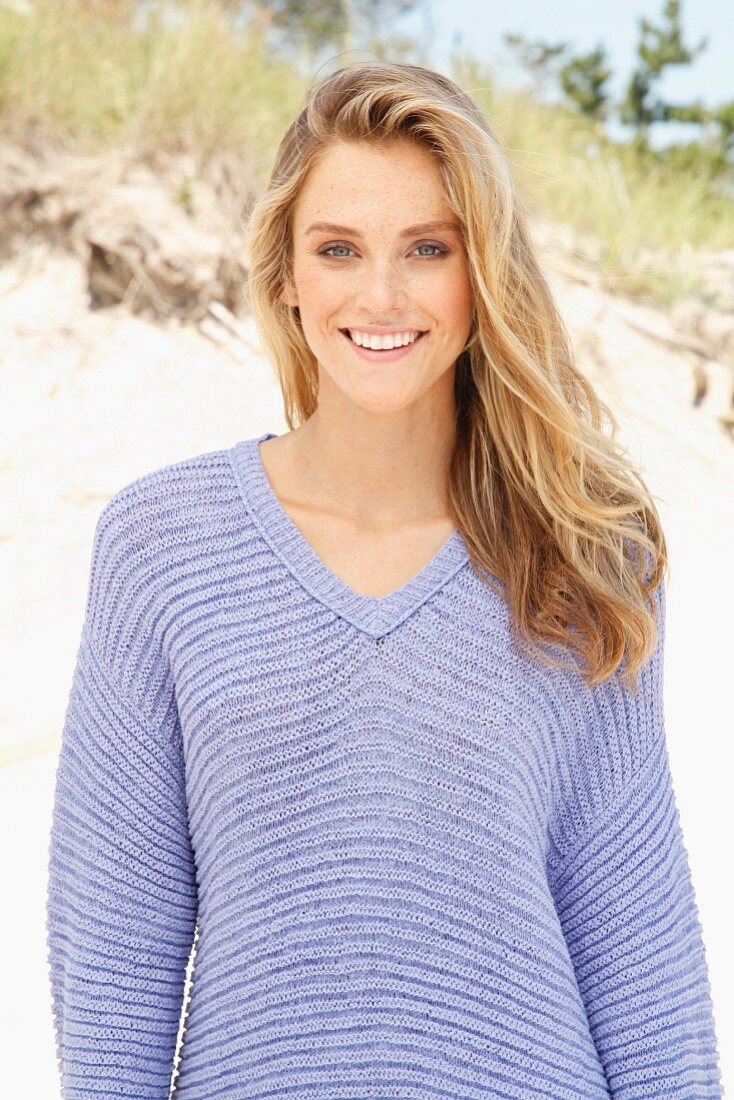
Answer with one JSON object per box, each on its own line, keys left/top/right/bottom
{"left": 546, "top": 583, "right": 724, "bottom": 1098}
{"left": 45, "top": 496, "right": 198, "bottom": 1098}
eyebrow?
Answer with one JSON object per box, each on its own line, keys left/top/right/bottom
{"left": 304, "top": 220, "right": 462, "bottom": 237}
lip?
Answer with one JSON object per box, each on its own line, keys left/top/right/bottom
{"left": 343, "top": 325, "right": 425, "bottom": 336}
{"left": 339, "top": 328, "right": 427, "bottom": 363}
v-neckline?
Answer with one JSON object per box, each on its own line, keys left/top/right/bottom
{"left": 228, "top": 432, "right": 470, "bottom": 639}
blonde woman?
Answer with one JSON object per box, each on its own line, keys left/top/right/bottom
{"left": 46, "top": 63, "right": 723, "bottom": 1098}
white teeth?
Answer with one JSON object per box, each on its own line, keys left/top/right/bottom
{"left": 348, "top": 330, "right": 421, "bottom": 350}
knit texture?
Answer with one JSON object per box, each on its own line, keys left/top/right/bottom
{"left": 46, "top": 430, "right": 724, "bottom": 1099}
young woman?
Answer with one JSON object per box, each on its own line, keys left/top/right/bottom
{"left": 46, "top": 63, "right": 723, "bottom": 1098}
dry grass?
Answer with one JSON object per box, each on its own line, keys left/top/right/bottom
{"left": 0, "top": 0, "right": 308, "bottom": 178}
{"left": 1, "top": 2, "right": 732, "bottom": 302}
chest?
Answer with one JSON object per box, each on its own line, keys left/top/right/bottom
{"left": 276, "top": 503, "right": 458, "bottom": 600}
{"left": 170, "top": 589, "right": 560, "bottom": 905}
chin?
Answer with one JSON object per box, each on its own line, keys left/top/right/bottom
{"left": 342, "top": 382, "right": 426, "bottom": 417}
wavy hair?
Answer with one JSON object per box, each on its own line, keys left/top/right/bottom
{"left": 244, "top": 60, "right": 669, "bottom": 692}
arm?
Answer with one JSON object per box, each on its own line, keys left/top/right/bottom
{"left": 45, "top": 499, "right": 198, "bottom": 1098}
{"left": 547, "top": 584, "right": 724, "bottom": 1098}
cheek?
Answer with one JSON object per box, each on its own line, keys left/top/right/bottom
{"left": 294, "top": 269, "right": 342, "bottom": 356}
{"left": 293, "top": 262, "right": 341, "bottom": 318}
{"left": 431, "top": 284, "right": 473, "bottom": 336}
{"left": 417, "top": 260, "right": 473, "bottom": 328}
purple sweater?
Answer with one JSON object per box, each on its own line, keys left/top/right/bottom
{"left": 46, "top": 430, "right": 724, "bottom": 1098}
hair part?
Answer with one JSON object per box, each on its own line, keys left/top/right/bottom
{"left": 244, "top": 60, "right": 669, "bottom": 693}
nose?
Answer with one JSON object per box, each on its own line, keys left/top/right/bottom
{"left": 356, "top": 258, "right": 408, "bottom": 315}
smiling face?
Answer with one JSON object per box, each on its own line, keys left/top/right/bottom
{"left": 281, "top": 138, "right": 474, "bottom": 417}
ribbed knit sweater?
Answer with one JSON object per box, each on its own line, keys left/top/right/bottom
{"left": 46, "top": 430, "right": 724, "bottom": 1099}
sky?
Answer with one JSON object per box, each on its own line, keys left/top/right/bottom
{"left": 394, "top": 0, "right": 733, "bottom": 148}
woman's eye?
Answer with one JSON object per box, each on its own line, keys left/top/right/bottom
{"left": 414, "top": 242, "right": 446, "bottom": 257}
{"left": 317, "top": 241, "right": 448, "bottom": 259}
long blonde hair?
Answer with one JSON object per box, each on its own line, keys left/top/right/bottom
{"left": 245, "top": 60, "right": 669, "bottom": 692}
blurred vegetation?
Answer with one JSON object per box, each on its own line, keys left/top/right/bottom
{"left": 455, "top": 55, "right": 734, "bottom": 303}
{"left": 0, "top": 0, "right": 733, "bottom": 304}
{"left": 0, "top": 0, "right": 309, "bottom": 177}
{"left": 502, "top": 2, "right": 733, "bottom": 164}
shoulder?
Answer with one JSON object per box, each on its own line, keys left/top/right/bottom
{"left": 82, "top": 441, "right": 251, "bottom": 677}
{"left": 89, "top": 438, "right": 260, "bottom": 571}
{"left": 97, "top": 443, "right": 235, "bottom": 536}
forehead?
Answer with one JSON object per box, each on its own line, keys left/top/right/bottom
{"left": 292, "top": 139, "right": 452, "bottom": 226}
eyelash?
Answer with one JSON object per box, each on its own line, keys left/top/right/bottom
{"left": 317, "top": 241, "right": 449, "bottom": 259}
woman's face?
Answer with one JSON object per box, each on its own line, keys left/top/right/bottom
{"left": 282, "top": 138, "right": 474, "bottom": 416}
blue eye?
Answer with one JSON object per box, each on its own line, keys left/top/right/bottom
{"left": 319, "top": 244, "right": 353, "bottom": 257}
{"left": 317, "top": 241, "right": 449, "bottom": 259}
{"left": 415, "top": 242, "right": 446, "bottom": 257}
